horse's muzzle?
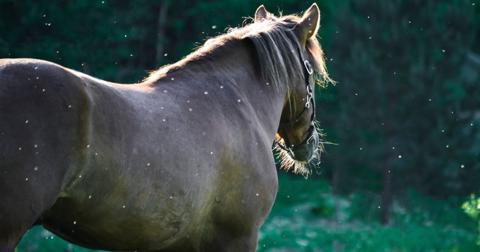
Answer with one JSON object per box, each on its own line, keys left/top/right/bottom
{"left": 291, "top": 125, "right": 319, "bottom": 162}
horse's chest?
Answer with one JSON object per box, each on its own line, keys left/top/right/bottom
{"left": 204, "top": 156, "right": 278, "bottom": 233}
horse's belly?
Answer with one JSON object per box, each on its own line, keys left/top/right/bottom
{"left": 41, "top": 188, "right": 195, "bottom": 250}
{"left": 40, "top": 139, "right": 209, "bottom": 249}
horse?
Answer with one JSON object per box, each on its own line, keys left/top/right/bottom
{"left": 0, "top": 4, "right": 331, "bottom": 251}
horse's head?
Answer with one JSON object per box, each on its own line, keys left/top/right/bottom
{"left": 254, "top": 4, "right": 332, "bottom": 174}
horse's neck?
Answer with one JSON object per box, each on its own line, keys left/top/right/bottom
{"left": 210, "top": 43, "right": 287, "bottom": 139}
{"left": 155, "top": 42, "right": 288, "bottom": 141}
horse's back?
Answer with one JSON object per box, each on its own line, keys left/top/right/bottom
{"left": 0, "top": 58, "right": 91, "bottom": 250}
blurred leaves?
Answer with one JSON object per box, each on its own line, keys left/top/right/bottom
{"left": 319, "top": 0, "right": 480, "bottom": 197}
{"left": 463, "top": 196, "right": 480, "bottom": 220}
{"left": 463, "top": 195, "right": 480, "bottom": 245}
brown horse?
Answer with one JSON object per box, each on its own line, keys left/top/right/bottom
{"left": 0, "top": 4, "right": 331, "bottom": 251}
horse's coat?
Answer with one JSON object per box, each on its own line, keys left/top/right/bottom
{"left": 0, "top": 4, "right": 330, "bottom": 251}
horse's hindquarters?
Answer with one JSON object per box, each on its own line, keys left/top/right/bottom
{"left": 0, "top": 59, "right": 90, "bottom": 250}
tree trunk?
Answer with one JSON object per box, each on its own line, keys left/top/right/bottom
{"left": 379, "top": 71, "right": 395, "bottom": 225}
{"left": 155, "top": 1, "right": 170, "bottom": 64}
{"left": 380, "top": 156, "right": 393, "bottom": 225}
{"left": 380, "top": 115, "right": 394, "bottom": 225}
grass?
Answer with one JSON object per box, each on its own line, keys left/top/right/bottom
{"left": 17, "top": 175, "right": 478, "bottom": 252}
{"left": 258, "top": 175, "right": 478, "bottom": 252}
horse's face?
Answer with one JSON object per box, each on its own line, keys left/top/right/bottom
{"left": 278, "top": 70, "right": 319, "bottom": 162}
{"left": 255, "top": 4, "right": 322, "bottom": 163}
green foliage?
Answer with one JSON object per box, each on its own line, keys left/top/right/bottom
{"left": 463, "top": 195, "right": 480, "bottom": 245}
{"left": 463, "top": 196, "right": 480, "bottom": 219}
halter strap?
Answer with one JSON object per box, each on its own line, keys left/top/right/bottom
{"left": 278, "top": 49, "right": 316, "bottom": 147}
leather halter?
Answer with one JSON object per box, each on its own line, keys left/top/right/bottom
{"left": 278, "top": 53, "right": 316, "bottom": 150}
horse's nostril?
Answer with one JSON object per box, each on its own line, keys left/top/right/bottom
{"left": 291, "top": 129, "right": 319, "bottom": 162}
{"left": 292, "top": 146, "right": 313, "bottom": 162}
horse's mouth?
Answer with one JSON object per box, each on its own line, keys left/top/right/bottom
{"left": 290, "top": 126, "right": 319, "bottom": 162}
{"left": 273, "top": 128, "right": 322, "bottom": 176}
{"left": 276, "top": 125, "right": 320, "bottom": 159}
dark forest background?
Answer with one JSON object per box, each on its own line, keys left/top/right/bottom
{"left": 1, "top": 0, "right": 480, "bottom": 251}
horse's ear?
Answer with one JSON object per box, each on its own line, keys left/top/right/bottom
{"left": 255, "top": 5, "right": 270, "bottom": 22}
{"left": 296, "top": 3, "right": 321, "bottom": 44}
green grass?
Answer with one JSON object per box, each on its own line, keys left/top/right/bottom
{"left": 258, "top": 176, "right": 478, "bottom": 252}
{"left": 17, "top": 175, "right": 478, "bottom": 252}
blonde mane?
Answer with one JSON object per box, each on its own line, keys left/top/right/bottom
{"left": 145, "top": 14, "right": 332, "bottom": 88}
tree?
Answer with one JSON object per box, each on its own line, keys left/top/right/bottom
{"left": 320, "top": 0, "right": 479, "bottom": 223}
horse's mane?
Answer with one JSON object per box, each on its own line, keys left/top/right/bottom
{"left": 145, "top": 14, "right": 331, "bottom": 176}
{"left": 145, "top": 15, "right": 332, "bottom": 87}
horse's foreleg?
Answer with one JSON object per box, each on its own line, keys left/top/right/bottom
{"left": 0, "top": 161, "right": 57, "bottom": 252}
{"left": 223, "top": 232, "right": 258, "bottom": 252}
{"left": 0, "top": 236, "right": 21, "bottom": 252}
{"left": 0, "top": 153, "right": 67, "bottom": 252}
{"left": 197, "top": 229, "right": 258, "bottom": 252}
{"left": 0, "top": 244, "right": 14, "bottom": 252}
{"left": 0, "top": 217, "right": 32, "bottom": 252}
